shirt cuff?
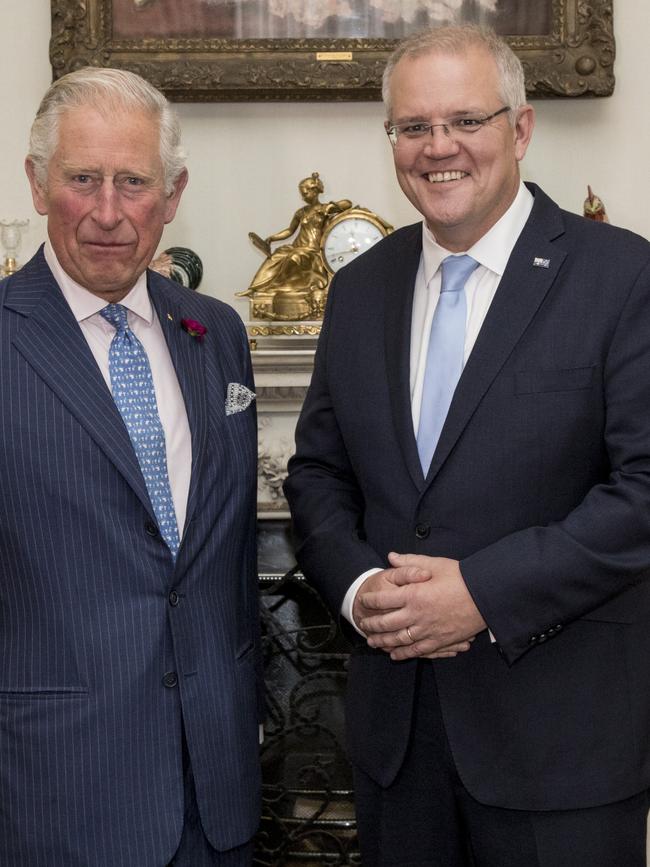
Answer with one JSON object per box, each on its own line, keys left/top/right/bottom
{"left": 341, "top": 567, "right": 383, "bottom": 636}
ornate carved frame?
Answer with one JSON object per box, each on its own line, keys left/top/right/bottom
{"left": 50, "top": 1, "right": 614, "bottom": 100}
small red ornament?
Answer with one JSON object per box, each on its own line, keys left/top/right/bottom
{"left": 180, "top": 318, "right": 207, "bottom": 341}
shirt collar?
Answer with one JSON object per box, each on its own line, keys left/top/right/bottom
{"left": 421, "top": 180, "right": 535, "bottom": 284}
{"left": 44, "top": 239, "right": 153, "bottom": 325}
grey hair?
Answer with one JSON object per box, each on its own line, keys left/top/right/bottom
{"left": 382, "top": 24, "right": 527, "bottom": 125}
{"left": 28, "top": 67, "right": 186, "bottom": 194}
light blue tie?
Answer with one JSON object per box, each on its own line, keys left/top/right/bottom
{"left": 100, "top": 303, "right": 180, "bottom": 559}
{"left": 417, "top": 254, "right": 478, "bottom": 474}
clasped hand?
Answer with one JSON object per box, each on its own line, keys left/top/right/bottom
{"left": 353, "top": 553, "right": 487, "bottom": 661}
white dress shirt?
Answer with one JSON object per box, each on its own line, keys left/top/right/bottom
{"left": 44, "top": 241, "right": 193, "bottom": 536}
{"left": 342, "top": 182, "right": 535, "bottom": 630}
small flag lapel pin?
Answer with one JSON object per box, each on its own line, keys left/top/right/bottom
{"left": 533, "top": 257, "right": 550, "bottom": 268}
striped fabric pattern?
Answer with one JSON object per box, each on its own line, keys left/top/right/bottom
{"left": 0, "top": 248, "right": 262, "bottom": 866}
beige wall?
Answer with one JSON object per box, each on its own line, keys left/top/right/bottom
{"left": 1, "top": 0, "right": 648, "bottom": 326}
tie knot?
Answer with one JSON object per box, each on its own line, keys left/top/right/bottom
{"left": 440, "top": 255, "right": 478, "bottom": 294}
{"left": 100, "top": 303, "right": 129, "bottom": 333}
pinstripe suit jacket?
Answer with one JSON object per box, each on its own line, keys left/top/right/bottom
{"left": 0, "top": 248, "right": 262, "bottom": 866}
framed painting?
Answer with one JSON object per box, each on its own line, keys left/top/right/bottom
{"left": 50, "top": 0, "right": 614, "bottom": 101}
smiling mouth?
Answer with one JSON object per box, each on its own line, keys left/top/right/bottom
{"left": 427, "top": 171, "right": 469, "bottom": 183}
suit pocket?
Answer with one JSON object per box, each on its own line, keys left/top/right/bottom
{"left": 0, "top": 686, "right": 88, "bottom": 697}
{"left": 515, "top": 365, "right": 596, "bottom": 394}
{"left": 226, "top": 403, "right": 255, "bottom": 419}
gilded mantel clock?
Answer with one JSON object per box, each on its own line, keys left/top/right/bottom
{"left": 240, "top": 172, "right": 392, "bottom": 331}
{"left": 321, "top": 208, "right": 392, "bottom": 275}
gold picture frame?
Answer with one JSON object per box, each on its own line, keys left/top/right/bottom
{"left": 50, "top": 0, "right": 614, "bottom": 101}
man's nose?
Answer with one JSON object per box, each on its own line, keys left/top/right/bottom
{"left": 92, "top": 181, "right": 122, "bottom": 228}
{"left": 422, "top": 125, "right": 461, "bottom": 158}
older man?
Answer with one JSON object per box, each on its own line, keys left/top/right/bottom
{"left": 0, "top": 68, "right": 261, "bottom": 866}
{"left": 285, "top": 24, "right": 650, "bottom": 867}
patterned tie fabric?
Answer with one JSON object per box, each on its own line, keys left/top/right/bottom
{"left": 417, "top": 254, "right": 479, "bottom": 474}
{"left": 100, "top": 303, "right": 180, "bottom": 558}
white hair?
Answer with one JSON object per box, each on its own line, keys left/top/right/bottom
{"left": 382, "top": 24, "right": 527, "bottom": 125}
{"left": 28, "top": 67, "right": 186, "bottom": 194}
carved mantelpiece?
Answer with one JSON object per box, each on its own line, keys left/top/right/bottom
{"left": 251, "top": 331, "right": 318, "bottom": 518}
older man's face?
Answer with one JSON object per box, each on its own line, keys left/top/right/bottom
{"left": 26, "top": 105, "right": 187, "bottom": 302}
{"left": 387, "top": 46, "right": 534, "bottom": 251}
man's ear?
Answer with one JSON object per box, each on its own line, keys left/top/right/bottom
{"left": 163, "top": 168, "right": 189, "bottom": 225}
{"left": 513, "top": 104, "right": 535, "bottom": 163}
{"left": 25, "top": 158, "right": 49, "bottom": 216}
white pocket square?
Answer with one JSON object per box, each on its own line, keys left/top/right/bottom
{"left": 225, "top": 382, "right": 256, "bottom": 416}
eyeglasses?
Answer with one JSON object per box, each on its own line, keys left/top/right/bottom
{"left": 386, "top": 106, "right": 511, "bottom": 148}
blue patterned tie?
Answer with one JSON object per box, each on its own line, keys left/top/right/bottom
{"left": 417, "top": 254, "right": 478, "bottom": 474}
{"left": 100, "top": 303, "right": 180, "bottom": 558}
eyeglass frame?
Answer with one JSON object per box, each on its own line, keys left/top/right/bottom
{"left": 386, "top": 105, "right": 511, "bottom": 148}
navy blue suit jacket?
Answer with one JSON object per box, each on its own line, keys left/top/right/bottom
{"left": 0, "top": 248, "right": 261, "bottom": 865}
{"left": 285, "top": 185, "right": 650, "bottom": 811}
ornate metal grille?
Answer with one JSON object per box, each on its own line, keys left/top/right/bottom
{"left": 255, "top": 568, "right": 360, "bottom": 865}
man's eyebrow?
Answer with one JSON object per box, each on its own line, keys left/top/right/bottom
{"left": 59, "top": 162, "right": 100, "bottom": 174}
{"left": 390, "top": 114, "right": 430, "bottom": 125}
{"left": 58, "top": 163, "right": 157, "bottom": 180}
{"left": 390, "top": 107, "right": 488, "bottom": 124}
{"left": 445, "top": 107, "right": 490, "bottom": 117}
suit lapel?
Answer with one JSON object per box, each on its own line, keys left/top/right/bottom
{"left": 7, "top": 252, "right": 154, "bottom": 514}
{"left": 148, "top": 274, "right": 209, "bottom": 532}
{"left": 383, "top": 225, "right": 426, "bottom": 491}
{"left": 425, "top": 186, "right": 567, "bottom": 485}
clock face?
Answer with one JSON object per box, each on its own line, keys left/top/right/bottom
{"left": 322, "top": 214, "right": 387, "bottom": 273}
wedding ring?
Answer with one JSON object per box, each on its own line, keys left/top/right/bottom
{"left": 406, "top": 626, "right": 415, "bottom": 643}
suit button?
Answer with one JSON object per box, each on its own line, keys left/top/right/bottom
{"left": 145, "top": 520, "right": 159, "bottom": 537}
{"left": 168, "top": 590, "right": 179, "bottom": 607}
{"left": 415, "top": 523, "right": 430, "bottom": 539}
{"left": 538, "top": 632, "right": 547, "bottom": 642}
{"left": 529, "top": 635, "right": 538, "bottom": 644}
{"left": 162, "top": 671, "right": 178, "bottom": 688}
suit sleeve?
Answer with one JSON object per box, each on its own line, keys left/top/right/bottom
{"left": 462, "top": 254, "right": 650, "bottom": 664}
{"left": 284, "top": 276, "right": 384, "bottom": 620}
